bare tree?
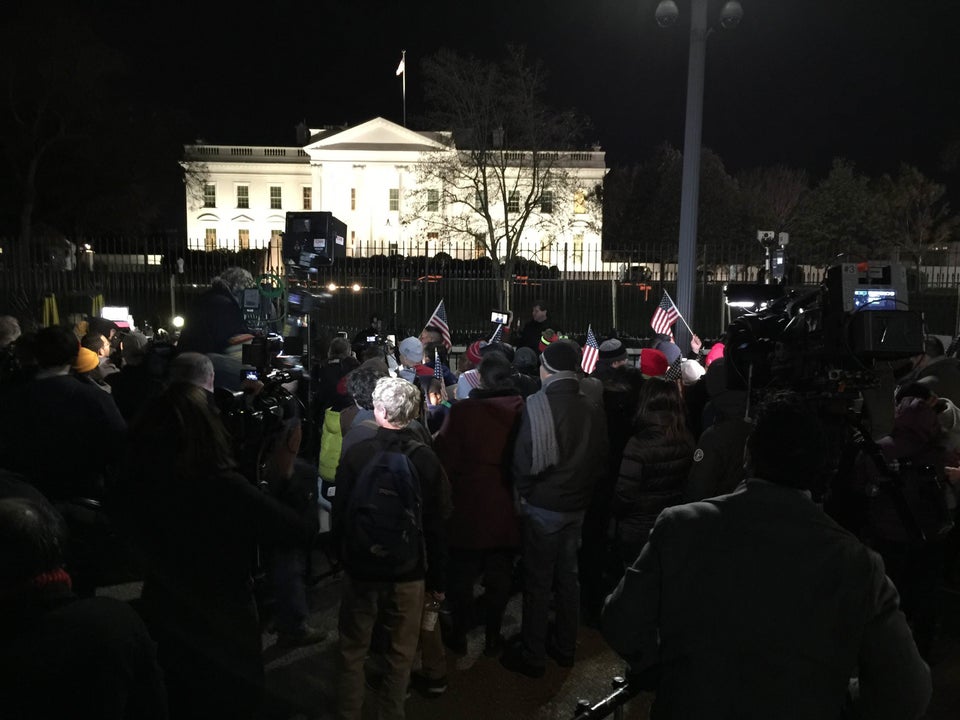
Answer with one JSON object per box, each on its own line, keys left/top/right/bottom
{"left": 405, "top": 47, "right": 600, "bottom": 309}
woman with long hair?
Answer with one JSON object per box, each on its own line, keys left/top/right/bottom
{"left": 612, "top": 377, "right": 695, "bottom": 564}
{"left": 113, "top": 381, "right": 309, "bottom": 720}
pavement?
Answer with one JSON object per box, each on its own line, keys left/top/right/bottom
{"left": 101, "top": 550, "right": 960, "bottom": 720}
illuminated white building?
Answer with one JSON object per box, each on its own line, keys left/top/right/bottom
{"left": 183, "top": 117, "right": 608, "bottom": 272}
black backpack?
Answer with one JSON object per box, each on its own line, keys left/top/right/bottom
{"left": 342, "top": 438, "right": 425, "bottom": 578}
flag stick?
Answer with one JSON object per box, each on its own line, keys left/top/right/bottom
{"left": 400, "top": 49, "right": 407, "bottom": 127}
{"left": 664, "top": 289, "right": 695, "bottom": 336}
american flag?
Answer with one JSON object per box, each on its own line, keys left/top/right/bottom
{"left": 424, "top": 300, "right": 451, "bottom": 349}
{"left": 434, "top": 347, "right": 443, "bottom": 380}
{"left": 651, "top": 291, "right": 680, "bottom": 338}
{"left": 488, "top": 323, "right": 503, "bottom": 344}
{"left": 664, "top": 354, "right": 684, "bottom": 382}
{"left": 581, "top": 324, "right": 600, "bottom": 374}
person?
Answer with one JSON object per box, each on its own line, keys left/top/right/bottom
{"left": 352, "top": 312, "right": 384, "bottom": 355}
{"left": 901, "top": 335, "right": 960, "bottom": 406}
{"left": 0, "top": 496, "right": 168, "bottom": 720}
{"left": 501, "top": 339, "right": 608, "bottom": 677}
{"left": 176, "top": 267, "right": 255, "bottom": 356}
{"left": 112, "top": 381, "right": 311, "bottom": 720}
{"left": 517, "top": 301, "right": 550, "bottom": 352}
{"left": 602, "top": 393, "right": 932, "bottom": 720}
{"left": 396, "top": 336, "right": 423, "bottom": 383}
{"left": 419, "top": 324, "right": 445, "bottom": 348}
{"left": 106, "top": 331, "right": 165, "bottom": 423}
{"left": 0, "top": 315, "right": 23, "bottom": 384}
{"left": 612, "top": 378, "right": 695, "bottom": 563}
{"left": 434, "top": 351, "right": 525, "bottom": 656}
{"left": 333, "top": 377, "right": 452, "bottom": 719}
{"left": 0, "top": 325, "right": 126, "bottom": 504}
{"left": 593, "top": 338, "right": 629, "bottom": 379}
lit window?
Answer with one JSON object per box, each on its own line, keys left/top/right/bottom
{"left": 204, "top": 228, "right": 217, "bottom": 251}
{"left": 507, "top": 191, "right": 519, "bottom": 214}
{"left": 574, "top": 189, "right": 586, "bottom": 214}
{"left": 239, "top": 229, "right": 250, "bottom": 251}
{"left": 270, "top": 186, "right": 282, "bottom": 210}
{"left": 389, "top": 188, "right": 399, "bottom": 212}
{"left": 351, "top": 188, "right": 357, "bottom": 211}
{"left": 573, "top": 233, "right": 584, "bottom": 263}
{"left": 203, "top": 183, "right": 216, "bottom": 208}
{"left": 427, "top": 232, "right": 439, "bottom": 243}
{"left": 427, "top": 189, "right": 439, "bottom": 212}
{"left": 302, "top": 187, "right": 312, "bottom": 211}
{"left": 236, "top": 185, "right": 249, "bottom": 209}
{"left": 541, "top": 190, "right": 553, "bottom": 214}
{"left": 474, "top": 233, "right": 486, "bottom": 259}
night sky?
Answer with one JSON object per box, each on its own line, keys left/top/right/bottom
{"left": 21, "top": 0, "right": 960, "bottom": 180}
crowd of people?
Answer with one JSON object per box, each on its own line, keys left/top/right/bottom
{"left": 0, "top": 277, "right": 956, "bottom": 719}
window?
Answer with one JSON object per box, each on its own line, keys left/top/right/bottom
{"left": 507, "top": 190, "right": 519, "bottom": 214}
{"left": 236, "top": 185, "right": 249, "bottom": 209}
{"left": 427, "top": 232, "right": 439, "bottom": 244}
{"left": 389, "top": 188, "right": 399, "bottom": 212}
{"left": 239, "top": 229, "right": 250, "bottom": 251}
{"left": 427, "top": 189, "right": 439, "bottom": 212}
{"left": 351, "top": 188, "right": 357, "bottom": 211}
{"left": 573, "top": 233, "right": 584, "bottom": 264}
{"left": 203, "top": 183, "right": 216, "bottom": 208}
{"left": 540, "top": 190, "right": 553, "bottom": 214}
{"left": 302, "top": 187, "right": 312, "bottom": 210}
{"left": 204, "top": 228, "right": 217, "bottom": 251}
{"left": 270, "top": 186, "right": 282, "bottom": 210}
{"left": 473, "top": 233, "right": 487, "bottom": 259}
{"left": 574, "top": 189, "right": 586, "bottom": 214}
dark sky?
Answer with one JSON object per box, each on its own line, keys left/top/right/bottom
{"left": 27, "top": 0, "right": 960, "bottom": 180}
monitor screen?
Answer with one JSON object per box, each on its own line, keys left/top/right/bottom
{"left": 853, "top": 288, "right": 898, "bottom": 310}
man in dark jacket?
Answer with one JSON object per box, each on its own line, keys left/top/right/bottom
{"left": 333, "top": 377, "right": 452, "bottom": 719}
{"left": 603, "top": 393, "right": 931, "bottom": 720}
{"left": 502, "top": 339, "right": 608, "bottom": 677}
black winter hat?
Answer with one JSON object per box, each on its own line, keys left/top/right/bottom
{"left": 540, "top": 338, "right": 580, "bottom": 373}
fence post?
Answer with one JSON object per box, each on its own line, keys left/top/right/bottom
{"left": 611, "top": 279, "right": 618, "bottom": 332}
{"left": 169, "top": 274, "right": 176, "bottom": 321}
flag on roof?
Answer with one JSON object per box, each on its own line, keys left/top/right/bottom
{"left": 395, "top": 53, "right": 405, "bottom": 76}
{"left": 581, "top": 324, "right": 600, "bottom": 375}
{"left": 664, "top": 354, "right": 684, "bottom": 382}
{"left": 651, "top": 290, "right": 680, "bottom": 338}
{"left": 425, "top": 300, "right": 451, "bottom": 349}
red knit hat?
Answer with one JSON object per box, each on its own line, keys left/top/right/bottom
{"left": 466, "top": 340, "right": 486, "bottom": 365}
{"left": 639, "top": 348, "right": 668, "bottom": 378}
{"left": 705, "top": 342, "right": 725, "bottom": 368}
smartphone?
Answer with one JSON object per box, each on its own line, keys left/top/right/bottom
{"left": 491, "top": 310, "right": 510, "bottom": 325}
{"left": 242, "top": 367, "right": 259, "bottom": 382}
{"left": 336, "top": 331, "right": 348, "bottom": 339}
{"left": 386, "top": 334, "right": 397, "bottom": 346}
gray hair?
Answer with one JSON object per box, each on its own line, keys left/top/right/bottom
{"left": 213, "top": 267, "right": 255, "bottom": 295}
{"left": 0, "top": 498, "right": 66, "bottom": 583}
{"left": 169, "top": 352, "right": 215, "bottom": 390}
{"left": 372, "top": 377, "right": 420, "bottom": 427}
{"left": 0, "top": 315, "right": 21, "bottom": 348}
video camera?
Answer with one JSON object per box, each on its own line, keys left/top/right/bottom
{"left": 214, "top": 335, "right": 304, "bottom": 487}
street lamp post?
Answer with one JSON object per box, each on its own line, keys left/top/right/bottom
{"left": 656, "top": 0, "right": 741, "bottom": 348}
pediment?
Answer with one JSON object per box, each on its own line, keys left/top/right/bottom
{"left": 231, "top": 214, "right": 255, "bottom": 223}
{"left": 197, "top": 213, "right": 219, "bottom": 222}
{"left": 303, "top": 117, "right": 450, "bottom": 153}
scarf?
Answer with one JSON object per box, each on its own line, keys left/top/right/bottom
{"left": 527, "top": 374, "right": 578, "bottom": 475}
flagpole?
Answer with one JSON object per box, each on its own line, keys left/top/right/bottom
{"left": 664, "top": 289, "right": 695, "bottom": 336}
{"left": 400, "top": 49, "right": 407, "bottom": 127}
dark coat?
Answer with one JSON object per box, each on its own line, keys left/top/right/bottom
{"left": 512, "top": 374, "right": 609, "bottom": 513}
{"left": 602, "top": 480, "right": 932, "bottom": 720}
{"left": 434, "top": 388, "right": 524, "bottom": 549}
{"left": 684, "top": 416, "right": 752, "bottom": 502}
{"left": 0, "top": 584, "right": 168, "bottom": 720}
{"left": 176, "top": 285, "right": 248, "bottom": 355}
{"left": 613, "top": 412, "right": 694, "bottom": 549}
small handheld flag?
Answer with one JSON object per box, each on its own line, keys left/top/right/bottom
{"left": 651, "top": 290, "right": 680, "bottom": 338}
{"left": 434, "top": 348, "right": 442, "bottom": 380}
{"left": 424, "top": 300, "right": 452, "bottom": 349}
{"left": 488, "top": 323, "right": 504, "bottom": 344}
{"left": 581, "top": 325, "right": 600, "bottom": 374}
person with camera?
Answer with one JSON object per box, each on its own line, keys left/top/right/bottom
{"left": 111, "top": 373, "right": 313, "bottom": 720}
{"left": 602, "top": 392, "right": 931, "bottom": 720}
{"left": 351, "top": 312, "right": 384, "bottom": 356}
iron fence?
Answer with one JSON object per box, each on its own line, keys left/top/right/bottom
{"left": 2, "top": 236, "right": 958, "bottom": 342}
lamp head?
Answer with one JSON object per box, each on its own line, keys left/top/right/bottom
{"left": 720, "top": 1, "right": 743, "bottom": 30}
{"left": 655, "top": 0, "right": 679, "bottom": 28}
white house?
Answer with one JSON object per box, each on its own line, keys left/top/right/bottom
{"left": 183, "top": 117, "right": 609, "bottom": 273}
